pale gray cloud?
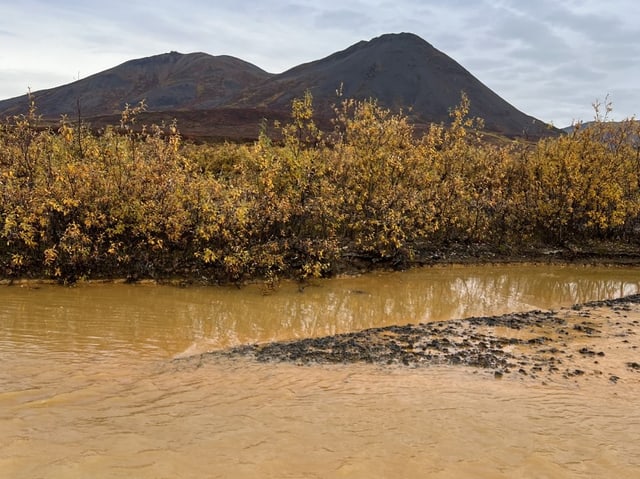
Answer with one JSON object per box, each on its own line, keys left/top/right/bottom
{"left": 0, "top": 0, "right": 638, "bottom": 126}
{"left": 313, "top": 9, "right": 376, "bottom": 31}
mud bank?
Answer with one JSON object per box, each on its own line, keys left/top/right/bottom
{"left": 203, "top": 294, "right": 640, "bottom": 385}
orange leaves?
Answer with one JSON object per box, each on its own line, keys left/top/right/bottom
{"left": 524, "top": 117, "right": 639, "bottom": 241}
{"left": 1, "top": 93, "right": 639, "bottom": 282}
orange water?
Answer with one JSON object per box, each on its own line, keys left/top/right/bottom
{"left": 1, "top": 264, "right": 639, "bottom": 478}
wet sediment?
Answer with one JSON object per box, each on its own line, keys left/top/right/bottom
{"left": 205, "top": 294, "right": 640, "bottom": 384}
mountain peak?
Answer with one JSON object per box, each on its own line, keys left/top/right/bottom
{"left": 368, "top": 32, "right": 433, "bottom": 47}
{"left": 0, "top": 32, "right": 555, "bottom": 139}
{"left": 233, "top": 33, "right": 551, "bottom": 137}
{"left": 0, "top": 50, "right": 272, "bottom": 117}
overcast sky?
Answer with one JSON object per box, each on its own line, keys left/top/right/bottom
{"left": 2, "top": 0, "right": 638, "bottom": 127}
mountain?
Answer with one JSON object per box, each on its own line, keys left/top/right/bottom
{"left": 232, "top": 33, "right": 550, "bottom": 138}
{"left": 562, "top": 120, "right": 640, "bottom": 148}
{"left": 0, "top": 51, "right": 272, "bottom": 118}
{"left": 0, "top": 33, "right": 556, "bottom": 139}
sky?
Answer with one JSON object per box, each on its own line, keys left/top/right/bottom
{"left": 1, "top": 0, "right": 639, "bottom": 127}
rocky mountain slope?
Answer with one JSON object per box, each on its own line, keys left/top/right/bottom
{"left": 0, "top": 52, "right": 272, "bottom": 118}
{"left": 0, "top": 33, "right": 555, "bottom": 139}
{"left": 232, "top": 33, "right": 550, "bottom": 137}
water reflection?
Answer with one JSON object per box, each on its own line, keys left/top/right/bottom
{"left": 1, "top": 264, "right": 638, "bottom": 357}
{"left": 1, "top": 264, "right": 640, "bottom": 478}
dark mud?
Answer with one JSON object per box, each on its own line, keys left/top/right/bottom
{"left": 198, "top": 293, "right": 640, "bottom": 384}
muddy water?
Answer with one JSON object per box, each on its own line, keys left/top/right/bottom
{"left": 1, "top": 264, "right": 639, "bottom": 478}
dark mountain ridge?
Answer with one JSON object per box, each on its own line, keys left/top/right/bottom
{"left": 0, "top": 33, "right": 555, "bottom": 139}
{"left": 232, "top": 33, "right": 550, "bottom": 137}
{"left": 0, "top": 51, "right": 273, "bottom": 118}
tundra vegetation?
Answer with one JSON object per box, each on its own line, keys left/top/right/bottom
{"left": 1, "top": 92, "right": 639, "bottom": 284}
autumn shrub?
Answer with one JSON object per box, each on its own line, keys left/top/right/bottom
{"left": 520, "top": 108, "right": 640, "bottom": 243}
{"left": 1, "top": 101, "right": 208, "bottom": 280}
{"left": 1, "top": 92, "right": 639, "bottom": 284}
{"left": 230, "top": 92, "right": 340, "bottom": 280}
{"left": 327, "top": 97, "right": 436, "bottom": 261}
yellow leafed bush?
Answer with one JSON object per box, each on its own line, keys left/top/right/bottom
{"left": 1, "top": 92, "right": 639, "bottom": 283}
